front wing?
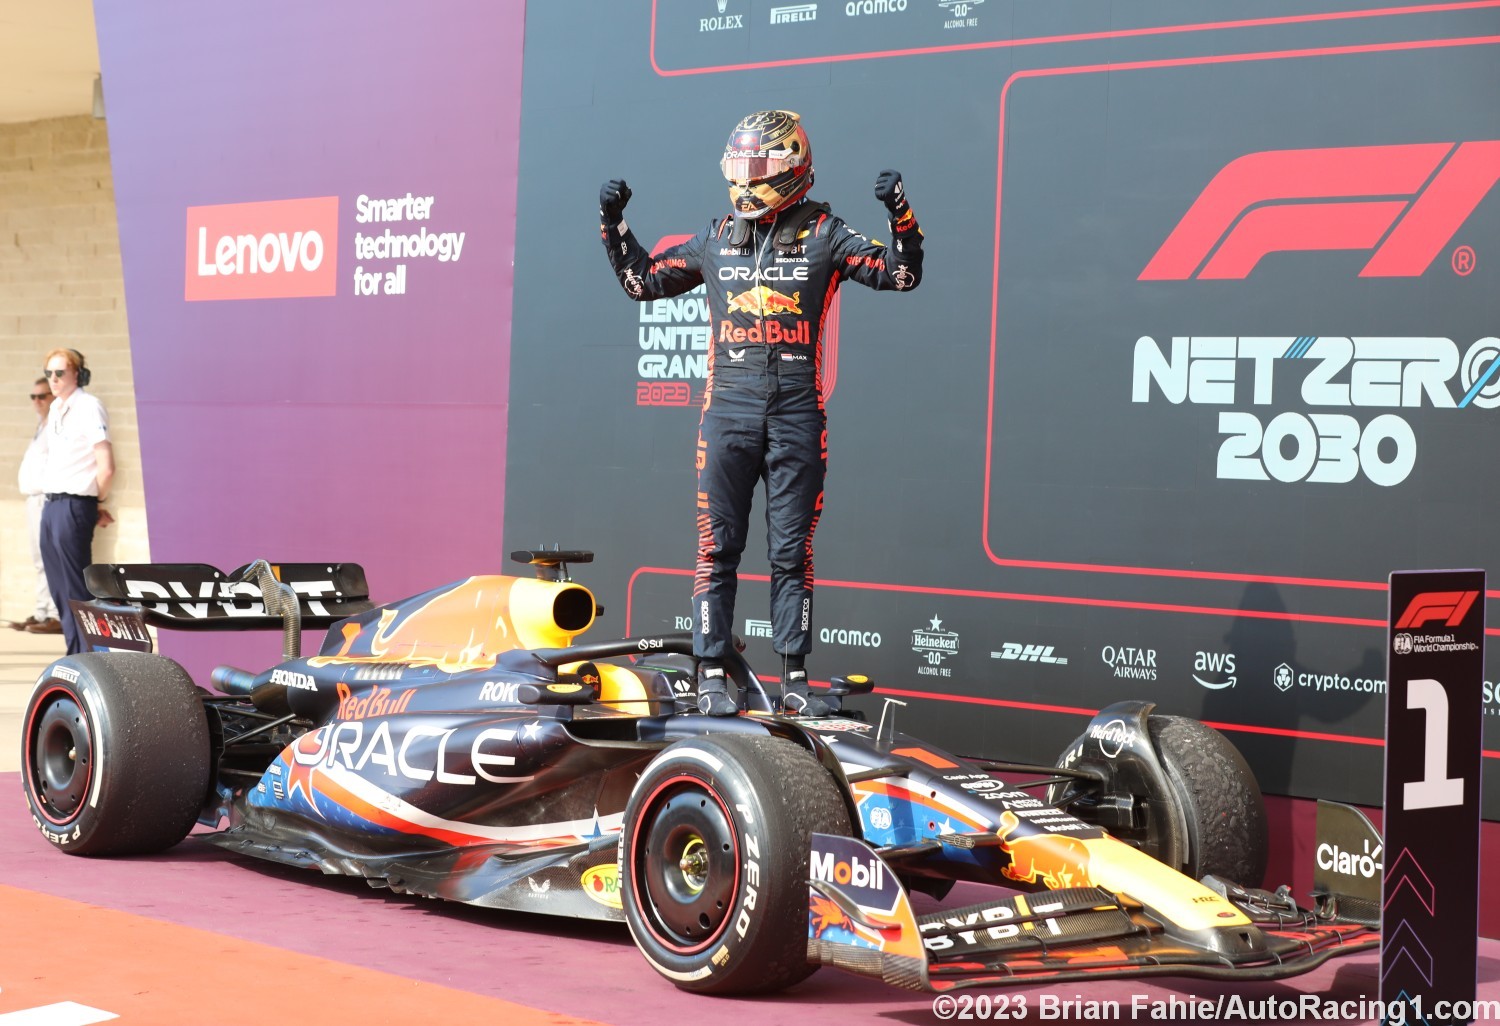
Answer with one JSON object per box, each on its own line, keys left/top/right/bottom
{"left": 806, "top": 835, "right": 1379, "bottom": 992}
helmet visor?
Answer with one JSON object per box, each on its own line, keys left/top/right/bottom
{"left": 721, "top": 151, "right": 798, "bottom": 183}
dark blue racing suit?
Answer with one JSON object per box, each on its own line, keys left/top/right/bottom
{"left": 603, "top": 199, "right": 923, "bottom": 663}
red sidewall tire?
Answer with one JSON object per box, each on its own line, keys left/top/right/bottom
{"left": 620, "top": 732, "right": 851, "bottom": 995}
{"left": 20, "top": 653, "right": 211, "bottom": 856}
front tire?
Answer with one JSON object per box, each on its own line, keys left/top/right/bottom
{"left": 1054, "top": 714, "right": 1268, "bottom": 886}
{"left": 21, "top": 653, "right": 211, "bottom": 855}
{"left": 621, "top": 733, "right": 851, "bottom": 995}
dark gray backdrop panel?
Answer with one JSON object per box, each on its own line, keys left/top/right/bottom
{"left": 506, "top": 0, "right": 1500, "bottom": 817}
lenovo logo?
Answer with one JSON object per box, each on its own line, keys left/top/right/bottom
{"left": 185, "top": 196, "right": 339, "bottom": 301}
{"left": 1141, "top": 141, "right": 1500, "bottom": 280}
{"left": 1395, "top": 590, "right": 1480, "bottom": 630}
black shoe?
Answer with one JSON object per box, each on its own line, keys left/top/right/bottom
{"left": 782, "top": 671, "right": 831, "bottom": 717}
{"left": 696, "top": 667, "right": 738, "bottom": 717}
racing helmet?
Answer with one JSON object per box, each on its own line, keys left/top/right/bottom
{"left": 721, "top": 110, "right": 814, "bottom": 220}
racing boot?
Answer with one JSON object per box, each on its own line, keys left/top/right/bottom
{"left": 696, "top": 664, "right": 738, "bottom": 717}
{"left": 782, "top": 668, "right": 831, "bottom": 717}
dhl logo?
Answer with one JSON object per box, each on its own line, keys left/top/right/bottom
{"left": 997, "top": 810, "right": 1092, "bottom": 889}
{"left": 725, "top": 285, "right": 801, "bottom": 315}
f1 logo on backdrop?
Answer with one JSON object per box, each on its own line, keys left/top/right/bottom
{"left": 1394, "top": 590, "right": 1480, "bottom": 630}
{"left": 1140, "top": 141, "right": 1500, "bottom": 280}
{"left": 185, "top": 197, "right": 339, "bottom": 301}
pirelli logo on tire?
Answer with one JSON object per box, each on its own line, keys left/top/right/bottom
{"left": 185, "top": 196, "right": 339, "bottom": 301}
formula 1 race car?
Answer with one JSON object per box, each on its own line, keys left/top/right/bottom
{"left": 20, "top": 551, "right": 1379, "bottom": 995}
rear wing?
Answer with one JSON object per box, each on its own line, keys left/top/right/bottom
{"left": 82, "top": 562, "right": 373, "bottom": 631}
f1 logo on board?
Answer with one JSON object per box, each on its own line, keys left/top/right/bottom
{"left": 1140, "top": 141, "right": 1500, "bottom": 280}
{"left": 1395, "top": 590, "right": 1480, "bottom": 630}
{"left": 186, "top": 196, "right": 339, "bottom": 301}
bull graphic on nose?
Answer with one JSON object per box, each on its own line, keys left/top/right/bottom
{"left": 997, "top": 810, "right": 1092, "bottom": 889}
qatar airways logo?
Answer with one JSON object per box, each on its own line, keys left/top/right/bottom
{"left": 1141, "top": 141, "right": 1499, "bottom": 280}
{"left": 185, "top": 196, "right": 339, "bottom": 301}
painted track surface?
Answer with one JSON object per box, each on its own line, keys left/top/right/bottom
{"left": 7, "top": 773, "right": 1497, "bottom": 1025}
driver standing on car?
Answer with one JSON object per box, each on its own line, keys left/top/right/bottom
{"left": 600, "top": 110, "right": 924, "bottom": 717}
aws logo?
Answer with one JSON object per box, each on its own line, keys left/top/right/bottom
{"left": 186, "top": 196, "right": 339, "bottom": 301}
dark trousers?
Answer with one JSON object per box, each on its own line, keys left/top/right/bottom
{"left": 40, "top": 496, "right": 97, "bottom": 655}
{"left": 692, "top": 355, "right": 826, "bottom": 662}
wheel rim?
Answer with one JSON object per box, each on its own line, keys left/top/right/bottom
{"left": 25, "top": 686, "right": 93, "bottom": 824}
{"left": 631, "top": 775, "right": 741, "bottom": 955}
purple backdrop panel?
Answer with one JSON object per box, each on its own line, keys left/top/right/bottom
{"left": 95, "top": 1, "right": 524, "bottom": 679}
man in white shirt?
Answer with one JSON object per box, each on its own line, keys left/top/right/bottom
{"left": 39, "top": 348, "right": 114, "bottom": 655}
{"left": 14, "top": 377, "right": 61, "bottom": 633}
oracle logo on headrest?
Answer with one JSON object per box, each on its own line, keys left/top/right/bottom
{"left": 185, "top": 196, "right": 339, "bottom": 301}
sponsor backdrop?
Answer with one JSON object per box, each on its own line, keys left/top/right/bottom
{"left": 94, "top": 2, "right": 525, "bottom": 676}
{"left": 503, "top": 0, "right": 1500, "bottom": 818}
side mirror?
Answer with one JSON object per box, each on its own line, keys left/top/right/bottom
{"left": 518, "top": 661, "right": 602, "bottom": 705}
{"left": 827, "top": 674, "right": 875, "bottom": 697}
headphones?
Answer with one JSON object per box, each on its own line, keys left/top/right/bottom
{"left": 70, "top": 349, "right": 91, "bottom": 387}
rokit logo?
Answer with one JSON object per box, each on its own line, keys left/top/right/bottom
{"left": 1100, "top": 645, "right": 1156, "bottom": 681}
{"left": 911, "top": 616, "right": 959, "bottom": 677}
{"left": 991, "top": 643, "right": 1066, "bottom": 665}
{"left": 701, "top": 0, "right": 744, "bottom": 31}
{"left": 1192, "top": 651, "right": 1236, "bottom": 690}
{"left": 185, "top": 196, "right": 339, "bottom": 301}
{"left": 1132, "top": 335, "right": 1500, "bottom": 488}
{"left": 1141, "top": 141, "right": 1500, "bottom": 281}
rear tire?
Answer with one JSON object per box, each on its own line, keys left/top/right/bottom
{"left": 621, "top": 733, "right": 851, "bottom": 995}
{"left": 21, "top": 653, "right": 211, "bottom": 855}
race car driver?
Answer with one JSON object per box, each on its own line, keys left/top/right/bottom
{"left": 600, "top": 110, "right": 923, "bottom": 717}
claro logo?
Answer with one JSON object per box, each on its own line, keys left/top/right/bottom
{"left": 185, "top": 197, "right": 339, "bottom": 301}
{"left": 1141, "top": 141, "right": 1500, "bottom": 280}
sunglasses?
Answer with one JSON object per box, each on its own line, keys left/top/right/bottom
{"left": 29, "top": 393, "right": 49, "bottom": 400}
{"left": 43, "top": 368, "right": 70, "bottom": 378}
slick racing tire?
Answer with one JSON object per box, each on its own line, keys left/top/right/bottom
{"left": 621, "top": 733, "right": 852, "bottom": 995}
{"left": 1054, "top": 715, "right": 1268, "bottom": 887}
{"left": 21, "top": 653, "right": 211, "bottom": 855}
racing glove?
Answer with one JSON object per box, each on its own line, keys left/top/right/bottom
{"left": 600, "top": 179, "right": 632, "bottom": 223}
{"left": 874, "top": 169, "right": 921, "bottom": 245}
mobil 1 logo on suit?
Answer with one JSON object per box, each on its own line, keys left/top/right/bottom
{"left": 1380, "top": 570, "right": 1484, "bottom": 1024}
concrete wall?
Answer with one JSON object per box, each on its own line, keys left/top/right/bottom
{"left": 0, "top": 115, "right": 148, "bottom": 623}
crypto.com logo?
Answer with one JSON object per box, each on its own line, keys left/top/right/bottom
{"left": 1141, "top": 141, "right": 1500, "bottom": 280}
{"left": 1394, "top": 590, "right": 1480, "bottom": 630}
